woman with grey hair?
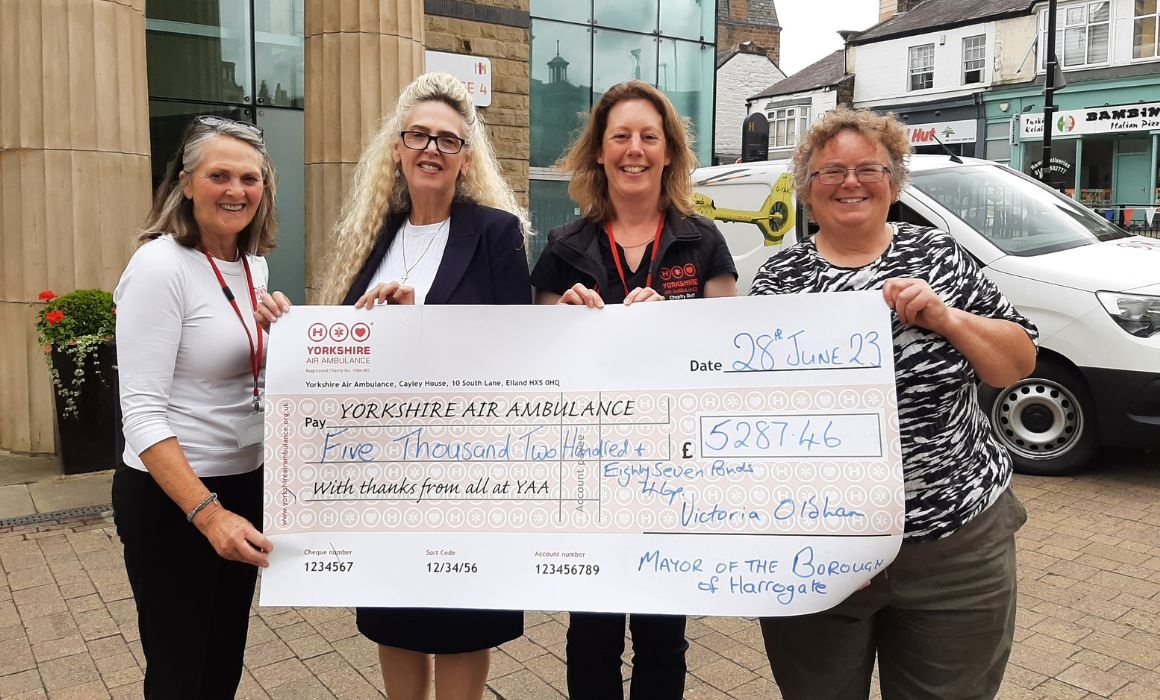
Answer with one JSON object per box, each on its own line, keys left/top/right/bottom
{"left": 113, "top": 115, "right": 291, "bottom": 698}
{"left": 320, "top": 72, "right": 529, "bottom": 700}
{"left": 752, "top": 107, "right": 1038, "bottom": 699}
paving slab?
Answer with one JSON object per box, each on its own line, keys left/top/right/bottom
{"left": 0, "top": 452, "right": 112, "bottom": 523}
{"left": 27, "top": 472, "right": 112, "bottom": 514}
{"left": 0, "top": 454, "right": 60, "bottom": 487}
{"left": 0, "top": 486, "right": 36, "bottom": 520}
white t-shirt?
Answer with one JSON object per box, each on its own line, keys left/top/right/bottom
{"left": 367, "top": 218, "right": 451, "bottom": 305}
{"left": 115, "top": 235, "right": 268, "bottom": 477}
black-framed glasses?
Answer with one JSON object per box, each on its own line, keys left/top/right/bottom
{"left": 809, "top": 165, "right": 891, "bottom": 185}
{"left": 400, "top": 130, "right": 467, "bottom": 155}
{"left": 196, "top": 114, "right": 264, "bottom": 138}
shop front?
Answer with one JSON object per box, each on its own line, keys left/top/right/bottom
{"left": 1019, "top": 104, "right": 1158, "bottom": 216}
{"left": 985, "top": 77, "right": 1160, "bottom": 227}
{"left": 873, "top": 96, "right": 983, "bottom": 158}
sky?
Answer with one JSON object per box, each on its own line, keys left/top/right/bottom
{"left": 776, "top": 1, "right": 882, "bottom": 75}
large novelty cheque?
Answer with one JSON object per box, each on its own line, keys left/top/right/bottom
{"left": 261, "top": 293, "right": 904, "bottom": 616}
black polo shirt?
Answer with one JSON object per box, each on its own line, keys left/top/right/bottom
{"left": 531, "top": 209, "right": 736, "bottom": 304}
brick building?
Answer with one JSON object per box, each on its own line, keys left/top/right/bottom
{"left": 716, "top": 0, "right": 781, "bottom": 64}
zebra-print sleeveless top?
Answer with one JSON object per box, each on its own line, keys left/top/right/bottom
{"left": 750, "top": 222, "right": 1039, "bottom": 542}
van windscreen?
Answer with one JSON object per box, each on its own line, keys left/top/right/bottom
{"left": 909, "top": 165, "right": 1128, "bottom": 256}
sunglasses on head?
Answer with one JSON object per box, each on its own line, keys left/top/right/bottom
{"left": 195, "top": 114, "right": 264, "bottom": 138}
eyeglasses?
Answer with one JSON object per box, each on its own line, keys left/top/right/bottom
{"left": 809, "top": 165, "right": 891, "bottom": 185}
{"left": 399, "top": 130, "right": 467, "bottom": 155}
{"left": 196, "top": 115, "right": 264, "bottom": 138}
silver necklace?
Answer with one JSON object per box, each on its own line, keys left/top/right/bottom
{"left": 400, "top": 218, "right": 449, "bottom": 284}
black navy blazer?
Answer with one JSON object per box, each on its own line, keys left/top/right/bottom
{"left": 341, "top": 200, "right": 531, "bottom": 306}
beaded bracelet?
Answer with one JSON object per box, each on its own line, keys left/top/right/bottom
{"left": 186, "top": 492, "right": 219, "bottom": 523}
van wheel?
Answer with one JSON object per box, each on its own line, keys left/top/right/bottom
{"left": 979, "top": 358, "right": 1099, "bottom": 476}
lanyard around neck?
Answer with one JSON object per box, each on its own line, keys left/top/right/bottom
{"left": 603, "top": 216, "right": 665, "bottom": 297}
{"left": 202, "top": 249, "right": 263, "bottom": 412}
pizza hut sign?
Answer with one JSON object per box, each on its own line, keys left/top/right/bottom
{"left": 906, "top": 119, "right": 977, "bottom": 145}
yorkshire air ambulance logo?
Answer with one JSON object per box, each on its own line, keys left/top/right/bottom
{"left": 692, "top": 171, "right": 796, "bottom": 246}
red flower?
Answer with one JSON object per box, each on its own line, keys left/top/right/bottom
{"left": 45, "top": 310, "right": 65, "bottom": 326}
{"left": 39, "top": 290, "right": 56, "bottom": 301}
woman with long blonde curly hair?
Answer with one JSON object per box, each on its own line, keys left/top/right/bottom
{"left": 321, "top": 72, "right": 529, "bottom": 700}
{"left": 318, "top": 72, "right": 529, "bottom": 306}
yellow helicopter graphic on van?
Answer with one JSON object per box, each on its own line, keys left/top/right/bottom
{"left": 692, "top": 171, "right": 796, "bottom": 246}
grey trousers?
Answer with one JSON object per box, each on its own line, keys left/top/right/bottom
{"left": 760, "top": 487, "right": 1027, "bottom": 700}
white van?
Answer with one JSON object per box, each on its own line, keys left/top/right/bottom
{"left": 693, "top": 155, "right": 1160, "bottom": 476}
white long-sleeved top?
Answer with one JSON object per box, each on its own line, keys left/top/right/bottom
{"left": 115, "top": 235, "right": 268, "bottom": 477}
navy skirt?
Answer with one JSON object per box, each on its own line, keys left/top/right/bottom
{"left": 355, "top": 607, "right": 523, "bottom": 654}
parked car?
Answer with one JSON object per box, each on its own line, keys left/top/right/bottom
{"left": 693, "top": 155, "right": 1160, "bottom": 476}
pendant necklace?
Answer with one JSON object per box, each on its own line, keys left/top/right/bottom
{"left": 400, "top": 218, "right": 449, "bottom": 284}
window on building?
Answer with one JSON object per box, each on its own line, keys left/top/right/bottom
{"left": 1040, "top": 1, "right": 1109, "bottom": 69}
{"left": 254, "top": 0, "right": 305, "bottom": 108}
{"left": 1134, "top": 0, "right": 1159, "bottom": 59}
{"left": 528, "top": 0, "right": 717, "bottom": 243}
{"left": 985, "top": 121, "right": 1011, "bottom": 163}
{"left": 963, "top": 35, "right": 985, "bottom": 84}
{"left": 530, "top": 19, "right": 593, "bottom": 168}
{"left": 765, "top": 106, "right": 810, "bottom": 149}
{"left": 660, "top": 0, "right": 715, "bottom": 41}
{"left": 594, "top": 0, "right": 658, "bottom": 33}
{"left": 909, "top": 44, "right": 934, "bottom": 91}
{"left": 593, "top": 29, "right": 658, "bottom": 98}
{"left": 145, "top": 0, "right": 253, "bottom": 103}
{"left": 533, "top": 0, "right": 592, "bottom": 24}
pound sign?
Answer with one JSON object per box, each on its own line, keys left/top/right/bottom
{"left": 681, "top": 441, "right": 694, "bottom": 459}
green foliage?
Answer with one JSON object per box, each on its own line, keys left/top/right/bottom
{"left": 36, "top": 289, "right": 115, "bottom": 350}
{"left": 35, "top": 289, "right": 116, "bottom": 418}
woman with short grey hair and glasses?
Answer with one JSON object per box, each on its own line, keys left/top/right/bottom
{"left": 114, "top": 114, "right": 291, "bottom": 698}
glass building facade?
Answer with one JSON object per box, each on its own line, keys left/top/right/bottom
{"left": 528, "top": 1, "right": 717, "bottom": 259}
{"left": 140, "top": 1, "right": 718, "bottom": 278}
{"left": 145, "top": 1, "right": 307, "bottom": 302}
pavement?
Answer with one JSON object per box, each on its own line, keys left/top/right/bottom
{"left": 1, "top": 448, "right": 1159, "bottom": 699}
{"left": 0, "top": 454, "right": 113, "bottom": 525}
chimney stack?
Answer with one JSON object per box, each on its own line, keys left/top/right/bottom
{"left": 879, "top": 0, "right": 924, "bottom": 22}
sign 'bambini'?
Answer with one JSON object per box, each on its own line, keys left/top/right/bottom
{"left": 1021, "top": 102, "right": 1160, "bottom": 139}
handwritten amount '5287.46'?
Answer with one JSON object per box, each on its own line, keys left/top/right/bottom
{"left": 699, "top": 413, "right": 885, "bottom": 459}
{"left": 703, "top": 418, "right": 841, "bottom": 457}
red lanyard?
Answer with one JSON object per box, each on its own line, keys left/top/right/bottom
{"left": 203, "top": 250, "right": 263, "bottom": 412}
{"left": 604, "top": 217, "right": 665, "bottom": 297}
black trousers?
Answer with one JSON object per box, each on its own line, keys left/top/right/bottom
{"left": 566, "top": 612, "right": 688, "bottom": 700}
{"left": 113, "top": 466, "right": 263, "bottom": 700}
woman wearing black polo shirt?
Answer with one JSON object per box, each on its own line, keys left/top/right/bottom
{"left": 530, "top": 80, "right": 736, "bottom": 699}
